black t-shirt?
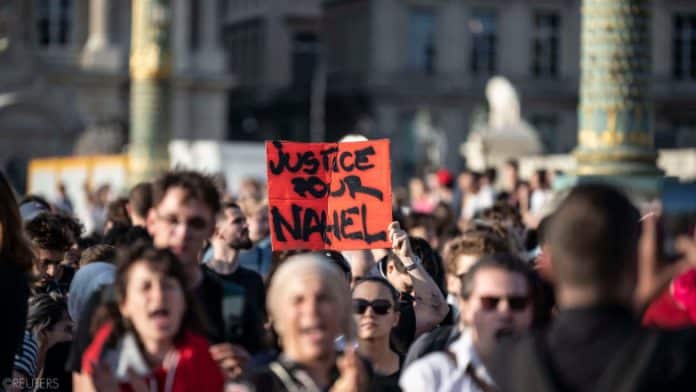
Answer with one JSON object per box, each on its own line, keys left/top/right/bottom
{"left": 0, "top": 263, "right": 29, "bottom": 382}
{"left": 202, "top": 264, "right": 267, "bottom": 354}
{"left": 372, "top": 354, "right": 404, "bottom": 392}
{"left": 193, "top": 267, "right": 227, "bottom": 344}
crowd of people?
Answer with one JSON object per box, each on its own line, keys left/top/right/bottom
{"left": 1, "top": 157, "right": 696, "bottom": 391}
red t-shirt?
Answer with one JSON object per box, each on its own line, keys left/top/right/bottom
{"left": 82, "top": 324, "right": 224, "bottom": 392}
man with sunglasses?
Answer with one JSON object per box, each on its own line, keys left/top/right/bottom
{"left": 400, "top": 253, "right": 534, "bottom": 392}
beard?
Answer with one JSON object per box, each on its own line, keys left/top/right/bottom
{"left": 229, "top": 235, "right": 253, "bottom": 250}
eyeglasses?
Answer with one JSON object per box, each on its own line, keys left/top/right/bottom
{"left": 155, "top": 211, "right": 209, "bottom": 232}
{"left": 352, "top": 299, "right": 393, "bottom": 315}
{"left": 478, "top": 296, "right": 529, "bottom": 312}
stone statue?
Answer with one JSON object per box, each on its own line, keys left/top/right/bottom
{"left": 463, "top": 76, "right": 542, "bottom": 171}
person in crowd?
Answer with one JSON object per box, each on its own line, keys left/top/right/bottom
{"left": 431, "top": 202, "right": 460, "bottom": 251}
{"left": 246, "top": 253, "right": 370, "bottom": 391}
{"left": 54, "top": 182, "right": 73, "bottom": 214}
{"left": 643, "top": 268, "right": 696, "bottom": 329}
{"left": 204, "top": 201, "right": 267, "bottom": 356}
{"left": 409, "top": 177, "right": 435, "bottom": 214}
{"left": 458, "top": 170, "right": 492, "bottom": 223}
{"left": 238, "top": 202, "right": 273, "bottom": 278}
{"left": 324, "top": 250, "right": 353, "bottom": 283}
{"left": 529, "top": 169, "right": 552, "bottom": 216}
{"left": 144, "top": 170, "right": 250, "bottom": 379}
{"left": 403, "top": 212, "right": 437, "bottom": 249}
{"left": 68, "top": 261, "right": 116, "bottom": 324}
{"left": 19, "top": 194, "right": 52, "bottom": 222}
{"left": 79, "top": 244, "right": 117, "bottom": 267}
{"left": 343, "top": 249, "right": 376, "bottom": 288}
{"left": 352, "top": 277, "right": 402, "bottom": 392}
{"left": 441, "top": 230, "right": 510, "bottom": 316}
{"left": 429, "top": 169, "right": 454, "bottom": 205}
{"left": 400, "top": 253, "right": 535, "bottom": 392}
{"left": 76, "top": 242, "right": 224, "bottom": 391}
{"left": 373, "top": 222, "right": 449, "bottom": 355}
{"left": 25, "top": 212, "right": 73, "bottom": 293}
{"left": 403, "top": 231, "right": 511, "bottom": 368}
{"left": 0, "top": 171, "right": 33, "bottom": 383}
{"left": 104, "top": 197, "right": 132, "bottom": 234}
{"left": 83, "top": 182, "right": 111, "bottom": 235}
{"left": 103, "top": 224, "right": 152, "bottom": 249}
{"left": 501, "top": 159, "right": 520, "bottom": 196}
{"left": 57, "top": 212, "right": 85, "bottom": 270}
{"left": 10, "top": 293, "right": 73, "bottom": 391}
{"left": 490, "top": 184, "right": 696, "bottom": 391}
{"left": 126, "top": 181, "right": 152, "bottom": 227}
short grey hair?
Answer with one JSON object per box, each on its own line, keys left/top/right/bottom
{"left": 267, "top": 253, "right": 355, "bottom": 341}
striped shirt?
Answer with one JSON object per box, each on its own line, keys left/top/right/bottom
{"left": 13, "top": 330, "right": 39, "bottom": 378}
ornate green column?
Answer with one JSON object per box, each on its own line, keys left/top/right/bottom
{"left": 574, "top": 0, "right": 662, "bottom": 187}
{"left": 128, "top": 0, "right": 172, "bottom": 185}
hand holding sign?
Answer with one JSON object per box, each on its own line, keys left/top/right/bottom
{"left": 388, "top": 221, "right": 415, "bottom": 261}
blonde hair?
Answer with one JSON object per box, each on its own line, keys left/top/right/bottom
{"left": 267, "top": 253, "right": 355, "bottom": 342}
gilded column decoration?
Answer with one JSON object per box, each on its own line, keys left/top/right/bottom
{"left": 575, "top": 0, "right": 661, "bottom": 176}
{"left": 128, "top": 0, "right": 172, "bottom": 185}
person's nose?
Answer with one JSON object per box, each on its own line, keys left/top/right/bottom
{"left": 150, "top": 282, "right": 165, "bottom": 304}
{"left": 46, "top": 264, "right": 56, "bottom": 278}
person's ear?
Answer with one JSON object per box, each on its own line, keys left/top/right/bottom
{"left": 386, "top": 262, "right": 395, "bottom": 276}
{"left": 392, "top": 311, "right": 400, "bottom": 328}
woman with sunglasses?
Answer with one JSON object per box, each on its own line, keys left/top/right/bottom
{"left": 352, "top": 277, "right": 402, "bottom": 392}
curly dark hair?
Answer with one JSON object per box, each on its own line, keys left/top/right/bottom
{"left": 26, "top": 292, "right": 68, "bottom": 333}
{"left": 56, "top": 212, "right": 84, "bottom": 243}
{"left": 24, "top": 212, "right": 72, "bottom": 251}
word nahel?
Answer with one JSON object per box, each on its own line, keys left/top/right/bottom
{"left": 266, "top": 140, "right": 392, "bottom": 250}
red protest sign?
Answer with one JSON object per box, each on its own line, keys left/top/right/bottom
{"left": 266, "top": 139, "right": 392, "bottom": 251}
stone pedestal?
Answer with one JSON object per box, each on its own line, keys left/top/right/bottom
{"left": 562, "top": 0, "right": 664, "bottom": 198}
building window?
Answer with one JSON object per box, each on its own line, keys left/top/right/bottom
{"left": 530, "top": 113, "right": 559, "bottom": 152}
{"left": 470, "top": 8, "right": 497, "bottom": 74}
{"left": 36, "top": 0, "right": 72, "bottom": 47}
{"left": 532, "top": 11, "right": 560, "bottom": 78}
{"left": 292, "top": 32, "right": 319, "bottom": 88}
{"left": 408, "top": 8, "right": 436, "bottom": 74}
{"left": 223, "top": 21, "right": 264, "bottom": 86}
{"left": 674, "top": 14, "right": 696, "bottom": 80}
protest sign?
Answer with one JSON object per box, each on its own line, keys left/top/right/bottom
{"left": 266, "top": 139, "right": 392, "bottom": 251}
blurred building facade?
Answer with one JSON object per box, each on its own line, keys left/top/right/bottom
{"left": 0, "top": 0, "right": 231, "bottom": 190}
{"left": 322, "top": 0, "right": 696, "bottom": 183}
{"left": 3, "top": 0, "right": 696, "bottom": 188}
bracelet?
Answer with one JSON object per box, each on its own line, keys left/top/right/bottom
{"left": 404, "top": 256, "right": 421, "bottom": 272}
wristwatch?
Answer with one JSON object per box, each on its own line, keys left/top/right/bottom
{"left": 404, "top": 256, "right": 422, "bottom": 272}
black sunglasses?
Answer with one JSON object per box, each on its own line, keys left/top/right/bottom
{"left": 479, "top": 296, "right": 529, "bottom": 312}
{"left": 352, "top": 299, "right": 393, "bottom": 315}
